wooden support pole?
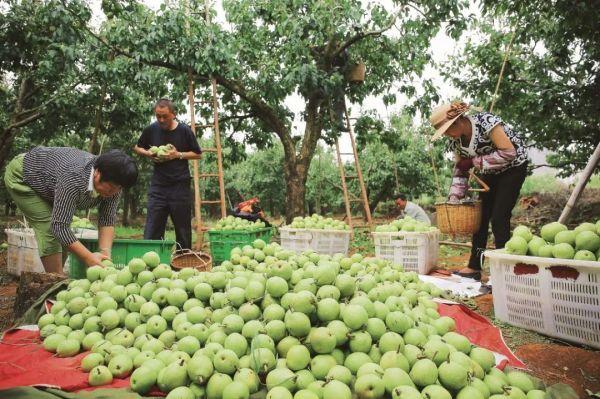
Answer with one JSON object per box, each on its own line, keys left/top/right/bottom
{"left": 558, "top": 142, "right": 600, "bottom": 224}
{"left": 345, "top": 105, "right": 373, "bottom": 230}
{"left": 439, "top": 240, "right": 497, "bottom": 249}
{"left": 489, "top": 29, "right": 516, "bottom": 113}
{"left": 188, "top": 72, "right": 203, "bottom": 250}
{"left": 211, "top": 78, "right": 227, "bottom": 219}
{"left": 440, "top": 240, "right": 473, "bottom": 248}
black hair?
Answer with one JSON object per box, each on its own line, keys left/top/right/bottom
{"left": 154, "top": 98, "right": 176, "bottom": 114}
{"left": 393, "top": 193, "right": 407, "bottom": 201}
{"left": 94, "top": 150, "right": 138, "bottom": 188}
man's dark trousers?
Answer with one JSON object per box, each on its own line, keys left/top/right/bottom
{"left": 144, "top": 181, "right": 192, "bottom": 251}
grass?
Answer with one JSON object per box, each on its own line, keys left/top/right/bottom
{"left": 520, "top": 173, "right": 564, "bottom": 196}
{"left": 114, "top": 226, "right": 145, "bottom": 239}
{"left": 350, "top": 228, "right": 374, "bottom": 256}
{"left": 439, "top": 243, "right": 470, "bottom": 259}
{"left": 586, "top": 174, "right": 600, "bottom": 189}
{"left": 519, "top": 173, "right": 600, "bottom": 197}
{"left": 114, "top": 226, "right": 199, "bottom": 243}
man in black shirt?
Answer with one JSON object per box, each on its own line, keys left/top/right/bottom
{"left": 134, "top": 98, "right": 202, "bottom": 251}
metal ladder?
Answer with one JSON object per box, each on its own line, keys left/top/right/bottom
{"left": 334, "top": 98, "right": 373, "bottom": 231}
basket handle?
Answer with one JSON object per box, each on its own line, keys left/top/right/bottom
{"left": 468, "top": 170, "right": 490, "bottom": 192}
{"left": 172, "top": 248, "right": 194, "bottom": 257}
{"left": 171, "top": 242, "right": 188, "bottom": 257}
{"left": 171, "top": 246, "right": 208, "bottom": 262}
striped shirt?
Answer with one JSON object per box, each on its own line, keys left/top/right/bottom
{"left": 23, "top": 147, "right": 120, "bottom": 246}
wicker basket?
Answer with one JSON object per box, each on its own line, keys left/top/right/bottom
{"left": 436, "top": 171, "right": 489, "bottom": 236}
{"left": 171, "top": 250, "right": 212, "bottom": 272}
{"left": 346, "top": 62, "right": 366, "bottom": 83}
{"left": 436, "top": 201, "right": 482, "bottom": 236}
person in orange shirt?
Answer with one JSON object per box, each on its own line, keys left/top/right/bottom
{"left": 233, "top": 197, "right": 271, "bottom": 227}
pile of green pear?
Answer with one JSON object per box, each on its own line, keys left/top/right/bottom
{"left": 506, "top": 221, "right": 600, "bottom": 261}
{"left": 71, "top": 216, "right": 95, "bottom": 230}
{"left": 288, "top": 215, "right": 349, "bottom": 231}
{"left": 149, "top": 143, "right": 175, "bottom": 159}
{"left": 212, "top": 216, "right": 267, "bottom": 231}
{"left": 375, "top": 216, "right": 437, "bottom": 233}
{"left": 38, "top": 241, "right": 551, "bottom": 399}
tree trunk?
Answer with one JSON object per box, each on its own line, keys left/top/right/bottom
{"left": 283, "top": 156, "right": 312, "bottom": 223}
{"left": 369, "top": 185, "right": 393, "bottom": 214}
{"left": 0, "top": 133, "right": 16, "bottom": 175}
{"left": 130, "top": 194, "right": 140, "bottom": 220}
{"left": 0, "top": 77, "right": 40, "bottom": 172}
{"left": 88, "top": 86, "right": 106, "bottom": 154}
{"left": 282, "top": 96, "right": 325, "bottom": 223}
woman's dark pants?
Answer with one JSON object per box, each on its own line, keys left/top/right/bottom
{"left": 468, "top": 163, "right": 528, "bottom": 270}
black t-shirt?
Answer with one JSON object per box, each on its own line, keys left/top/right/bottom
{"left": 137, "top": 122, "right": 202, "bottom": 186}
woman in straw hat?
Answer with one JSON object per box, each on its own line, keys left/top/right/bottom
{"left": 430, "top": 102, "right": 529, "bottom": 280}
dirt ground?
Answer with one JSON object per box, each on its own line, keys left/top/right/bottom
{"left": 0, "top": 252, "right": 18, "bottom": 332}
{"left": 516, "top": 344, "right": 600, "bottom": 397}
{"left": 0, "top": 244, "right": 598, "bottom": 397}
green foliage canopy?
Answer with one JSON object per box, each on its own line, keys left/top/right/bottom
{"left": 446, "top": 0, "right": 599, "bottom": 176}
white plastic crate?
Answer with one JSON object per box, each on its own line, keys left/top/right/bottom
{"left": 5, "top": 228, "right": 76, "bottom": 276}
{"left": 486, "top": 249, "right": 600, "bottom": 349}
{"left": 310, "top": 229, "right": 352, "bottom": 255}
{"left": 280, "top": 228, "right": 351, "bottom": 256}
{"left": 372, "top": 230, "right": 439, "bottom": 274}
{"left": 280, "top": 228, "right": 313, "bottom": 253}
{"left": 5, "top": 228, "right": 44, "bottom": 275}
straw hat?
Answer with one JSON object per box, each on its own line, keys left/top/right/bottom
{"left": 429, "top": 102, "right": 471, "bottom": 141}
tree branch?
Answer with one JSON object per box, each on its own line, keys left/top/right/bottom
{"left": 334, "top": 15, "right": 397, "bottom": 58}
{"left": 61, "top": 0, "right": 182, "bottom": 72}
{"left": 406, "top": 3, "right": 429, "bottom": 21}
{"left": 299, "top": 94, "right": 325, "bottom": 165}
{"left": 214, "top": 74, "right": 295, "bottom": 159}
{"left": 531, "top": 162, "right": 587, "bottom": 169}
{"left": 321, "top": 175, "right": 345, "bottom": 192}
{"left": 218, "top": 113, "right": 256, "bottom": 124}
{"left": 6, "top": 75, "right": 85, "bottom": 133}
{"left": 6, "top": 112, "right": 43, "bottom": 131}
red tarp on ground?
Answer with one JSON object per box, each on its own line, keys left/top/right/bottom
{"left": 437, "top": 302, "right": 525, "bottom": 369}
{"left": 0, "top": 302, "right": 525, "bottom": 392}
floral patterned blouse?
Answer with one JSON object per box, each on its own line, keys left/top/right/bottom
{"left": 447, "top": 112, "right": 528, "bottom": 175}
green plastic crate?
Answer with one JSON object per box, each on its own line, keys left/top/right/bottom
{"left": 68, "top": 238, "right": 176, "bottom": 279}
{"left": 208, "top": 227, "right": 273, "bottom": 264}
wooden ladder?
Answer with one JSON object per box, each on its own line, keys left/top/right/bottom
{"left": 334, "top": 97, "right": 373, "bottom": 231}
{"left": 185, "top": 0, "right": 227, "bottom": 250}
